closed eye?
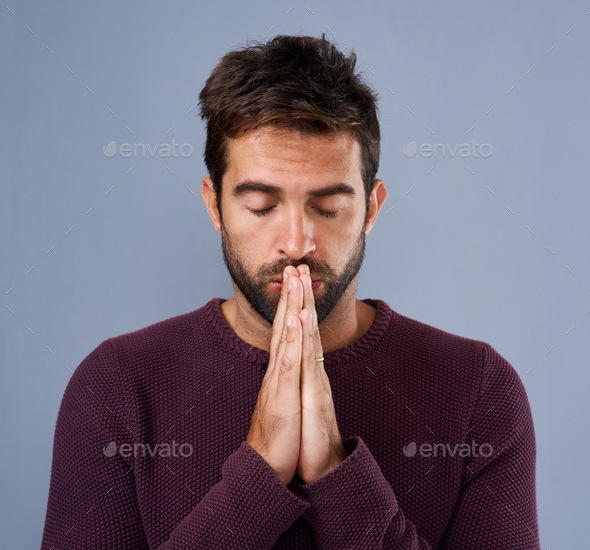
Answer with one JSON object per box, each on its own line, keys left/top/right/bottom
{"left": 249, "top": 207, "right": 338, "bottom": 218}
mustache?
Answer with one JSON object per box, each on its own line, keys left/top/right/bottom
{"left": 263, "top": 262, "right": 331, "bottom": 279}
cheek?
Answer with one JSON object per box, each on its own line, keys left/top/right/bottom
{"left": 329, "top": 222, "right": 362, "bottom": 248}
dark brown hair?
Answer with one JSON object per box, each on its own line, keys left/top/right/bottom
{"left": 197, "top": 33, "right": 380, "bottom": 221}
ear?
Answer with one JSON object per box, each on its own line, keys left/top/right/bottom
{"left": 365, "top": 179, "right": 387, "bottom": 236}
{"left": 200, "top": 177, "right": 223, "bottom": 235}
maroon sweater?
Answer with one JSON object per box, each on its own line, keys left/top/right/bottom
{"left": 41, "top": 297, "right": 540, "bottom": 549}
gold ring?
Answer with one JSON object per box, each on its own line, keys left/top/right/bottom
{"left": 315, "top": 356, "right": 325, "bottom": 362}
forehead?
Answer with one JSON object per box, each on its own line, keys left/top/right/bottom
{"left": 224, "top": 126, "right": 362, "bottom": 186}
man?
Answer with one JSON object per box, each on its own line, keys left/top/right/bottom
{"left": 41, "top": 34, "right": 540, "bottom": 549}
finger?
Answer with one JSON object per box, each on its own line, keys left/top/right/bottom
{"left": 272, "top": 274, "right": 302, "bottom": 374}
{"left": 285, "top": 273, "right": 303, "bottom": 325}
{"left": 269, "top": 266, "right": 299, "bottom": 358}
{"left": 275, "top": 314, "right": 302, "bottom": 395}
{"left": 299, "top": 269, "right": 333, "bottom": 401}
{"left": 268, "top": 268, "right": 291, "bottom": 369}
{"left": 297, "top": 265, "right": 316, "bottom": 323}
{"left": 298, "top": 270, "right": 324, "bottom": 366}
{"left": 299, "top": 307, "right": 319, "bottom": 389}
{"left": 296, "top": 264, "right": 308, "bottom": 278}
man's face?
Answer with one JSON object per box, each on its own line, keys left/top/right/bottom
{"left": 218, "top": 126, "right": 369, "bottom": 326}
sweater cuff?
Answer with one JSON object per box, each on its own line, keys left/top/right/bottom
{"left": 288, "top": 436, "right": 398, "bottom": 547}
{"left": 224, "top": 441, "right": 311, "bottom": 533}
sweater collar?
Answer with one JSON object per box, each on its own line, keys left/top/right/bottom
{"left": 205, "top": 296, "right": 395, "bottom": 367}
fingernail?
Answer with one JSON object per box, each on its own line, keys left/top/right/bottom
{"left": 283, "top": 271, "right": 288, "bottom": 282}
{"left": 287, "top": 318, "right": 292, "bottom": 327}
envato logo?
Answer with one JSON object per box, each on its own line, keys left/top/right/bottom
{"left": 403, "top": 140, "right": 493, "bottom": 159}
{"left": 103, "top": 440, "right": 193, "bottom": 458}
{"left": 103, "top": 140, "right": 194, "bottom": 159}
{"left": 403, "top": 440, "right": 493, "bottom": 458}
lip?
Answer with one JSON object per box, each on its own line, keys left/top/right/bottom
{"left": 269, "top": 280, "right": 323, "bottom": 293}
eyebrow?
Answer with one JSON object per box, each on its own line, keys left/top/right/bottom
{"left": 231, "top": 180, "right": 356, "bottom": 199}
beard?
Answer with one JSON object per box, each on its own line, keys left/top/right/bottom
{"left": 220, "top": 221, "right": 366, "bottom": 326}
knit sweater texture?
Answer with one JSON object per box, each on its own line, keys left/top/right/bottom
{"left": 41, "top": 297, "right": 540, "bottom": 549}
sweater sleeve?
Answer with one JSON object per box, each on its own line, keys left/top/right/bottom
{"left": 288, "top": 436, "right": 433, "bottom": 548}
{"left": 438, "top": 342, "right": 541, "bottom": 549}
{"left": 159, "top": 441, "right": 310, "bottom": 548}
{"left": 40, "top": 339, "right": 309, "bottom": 550}
{"left": 287, "top": 342, "right": 540, "bottom": 549}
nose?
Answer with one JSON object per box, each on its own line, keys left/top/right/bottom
{"left": 277, "top": 206, "right": 317, "bottom": 261}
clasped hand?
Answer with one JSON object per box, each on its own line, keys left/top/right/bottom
{"left": 246, "top": 264, "right": 347, "bottom": 486}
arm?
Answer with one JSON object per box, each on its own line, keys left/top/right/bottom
{"left": 288, "top": 267, "right": 432, "bottom": 548}
{"left": 289, "top": 436, "right": 433, "bottom": 549}
{"left": 160, "top": 441, "right": 309, "bottom": 549}
{"left": 289, "top": 342, "right": 540, "bottom": 549}
{"left": 40, "top": 339, "right": 309, "bottom": 549}
{"left": 437, "top": 342, "right": 540, "bottom": 549}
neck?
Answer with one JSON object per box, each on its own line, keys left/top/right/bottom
{"left": 220, "top": 282, "right": 376, "bottom": 354}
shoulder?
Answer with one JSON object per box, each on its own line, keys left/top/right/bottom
{"left": 68, "top": 298, "right": 221, "bottom": 395}
{"left": 372, "top": 299, "right": 525, "bottom": 403}
{"left": 391, "top": 304, "right": 534, "bottom": 437}
{"left": 104, "top": 298, "right": 223, "bottom": 368}
{"left": 372, "top": 298, "right": 486, "bottom": 369}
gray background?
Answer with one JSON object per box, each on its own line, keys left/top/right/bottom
{"left": 1, "top": 0, "right": 588, "bottom": 547}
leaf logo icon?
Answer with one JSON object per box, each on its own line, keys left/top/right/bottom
{"left": 103, "top": 141, "right": 117, "bottom": 158}
{"left": 103, "top": 441, "right": 117, "bottom": 457}
{"left": 403, "top": 141, "right": 417, "bottom": 158}
{"left": 403, "top": 441, "right": 417, "bottom": 457}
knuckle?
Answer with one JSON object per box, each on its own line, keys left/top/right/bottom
{"left": 279, "top": 355, "right": 293, "bottom": 372}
